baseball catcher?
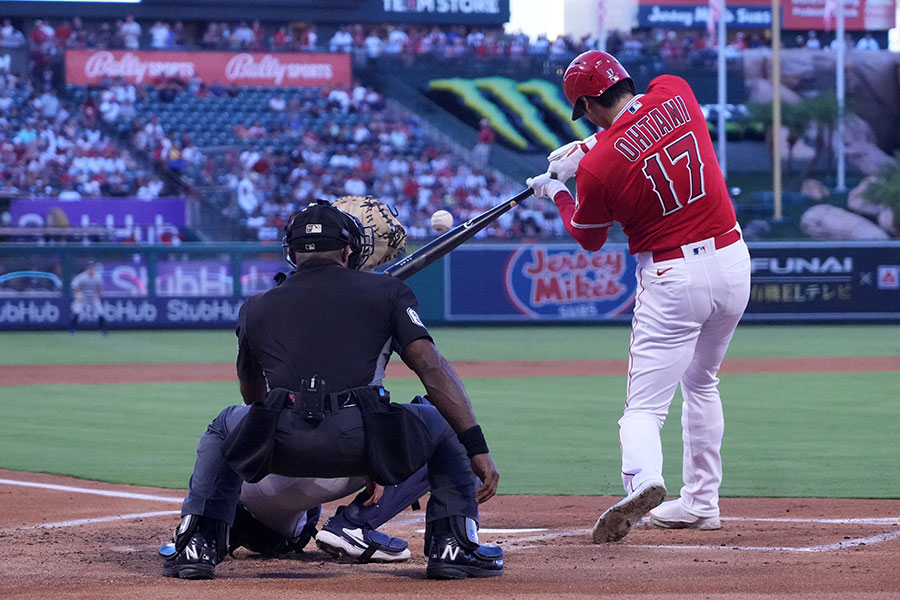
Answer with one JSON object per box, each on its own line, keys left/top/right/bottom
{"left": 161, "top": 200, "right": 502, "bottom": 580}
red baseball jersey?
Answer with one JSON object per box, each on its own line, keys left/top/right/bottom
{"left": 573, "top": 75, "right": 736, "bottom": 254}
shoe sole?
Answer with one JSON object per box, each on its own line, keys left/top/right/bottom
{"left": 426, "top": 565, "right": 504, "bottom": 580}
{"left": 162, "top": 564, "right": 215, "bottom": 580}
{"left": 592, "top": 483, "right": 667, "bottom": 544}
{"left": 315, "top": 530, "right": 411, "bottom": 563}
{"left": 649, "top": 516, "right": 722, "bottom": 530}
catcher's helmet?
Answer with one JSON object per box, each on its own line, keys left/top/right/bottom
{"left": 282, "top": 200, "right": 374, "bottom": 270}
{"left": 563, "top": 50, "right": 631, "bottom": 121}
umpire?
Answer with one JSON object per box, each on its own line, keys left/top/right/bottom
{"left": 162, "top": 200, "right": 503, "bottom": 580}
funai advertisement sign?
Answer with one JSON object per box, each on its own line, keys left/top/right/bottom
{"left": 446, "top": 244, "right": 638, "bottom": 321}
{"left": 744, "top": 243, "right": 900, "bottom": 319}
{"left": 445, "top": 242, "right": 900, "bottom": 322}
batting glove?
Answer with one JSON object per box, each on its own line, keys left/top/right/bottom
{"left": 526, "top": 172, "right": 569, "bottom": 201}
{"left": 547, "top": 134, "right": 599, "bottom": 182}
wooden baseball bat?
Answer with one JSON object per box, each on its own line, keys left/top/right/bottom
{"left": 384, "top": 187, "right": 534, "bottom": 281}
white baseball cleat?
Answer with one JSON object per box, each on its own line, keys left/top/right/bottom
{"left": 592, "top": 480, "right": 667, "bottom": 543}
{"left": 649, "top": 499, "right": 722, "bottom": 530}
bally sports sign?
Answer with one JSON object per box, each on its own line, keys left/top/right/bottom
{"left": 66, "top": 50, "right": 351, "bottom": 87}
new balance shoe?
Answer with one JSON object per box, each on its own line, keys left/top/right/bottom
{"left": 649, "top": 499, "right": 722, "bottom": 530}
{"left": 315, "top": 508, "right": 410, "bottom": 563}
{"left": 592, "top": 479, "right": 667, "bottom": 543}
{"left": 161, "top": 531, "right": 218, "bottom": 580}
{"left": 426, "top": 534, "right": 504, "bottom": 580}
{"left": 160, "top": 515, "right": 227, "bottom": 580}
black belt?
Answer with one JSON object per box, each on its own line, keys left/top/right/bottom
{"left": 325, "top": 392, "right": 357, "bottom": 413}
{"left": 287, "top": 387, "right": 385, "bottom": 415}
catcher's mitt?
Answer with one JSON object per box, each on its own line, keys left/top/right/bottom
{"left": 333, "top": 195, "right": 407, "bottom": 268}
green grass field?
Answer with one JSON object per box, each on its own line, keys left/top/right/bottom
{"left": 1, "top": 325, "right": 899, "bottom": 498}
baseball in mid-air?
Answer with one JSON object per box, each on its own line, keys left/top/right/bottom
{"left": 431, "top": 210, "right": 454, "bottom": 233}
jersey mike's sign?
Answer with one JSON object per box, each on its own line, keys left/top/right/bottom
{"left": 66, "top": 50, "right": 351, "bottom": 87}
{"left": 636, "top": 0, "right": 895, "bottom": 30}
{"left": 447, "top": 244, "right": 638, "bottom": 321}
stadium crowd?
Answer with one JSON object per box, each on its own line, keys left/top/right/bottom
{"left": 0, "top": 71, "right": 154, "bottom": 199}
{"left": 1, "top": 14, "right": 886, "bottom": 242}
{"left": 3, "top": 14, "right": 885, "bottom": 64}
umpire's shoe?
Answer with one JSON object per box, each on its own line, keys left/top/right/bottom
{"left": 161, "top": 515, "right": 227, "bottom": 580}
{"left": 592, "top": 479, "right": 666, "bottom": 543}
{"left": 425, "top": 516, "right": 503, "bottom": 580}
{"left": 315, "top": 506, "right": 411, "bottom": 563}
{"left": 426, "top": 535, "right": 504, "bottom": 580}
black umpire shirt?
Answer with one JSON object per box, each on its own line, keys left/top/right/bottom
{"left": 236, "top": 259, "right": 432, "bottom": 393}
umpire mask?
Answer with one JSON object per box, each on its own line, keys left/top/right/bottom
{"left": 282, "top": 200, "right": 374, "bottom": 270}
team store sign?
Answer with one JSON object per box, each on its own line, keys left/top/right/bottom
{"left": 66, "top": 50, "right": 351, "bottom": 87}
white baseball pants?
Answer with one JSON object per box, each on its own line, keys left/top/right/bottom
{"left": 618, "top": 233, "right": 750, "bottom": 517}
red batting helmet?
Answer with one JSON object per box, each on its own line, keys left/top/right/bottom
{"left": 563, "top": 50, "right": 631, "bottom": 121}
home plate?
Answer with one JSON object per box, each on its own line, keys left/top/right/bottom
{"left": 416, "top": 528, "right": 548, "bottom": 534}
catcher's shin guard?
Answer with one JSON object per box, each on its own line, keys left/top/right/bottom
{"left": 161, "top": 515, "right": 229, "bottom": 580}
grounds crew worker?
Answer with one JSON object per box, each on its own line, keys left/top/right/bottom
{"left": 162, "top": 200, "right": 503, "bottom": 580}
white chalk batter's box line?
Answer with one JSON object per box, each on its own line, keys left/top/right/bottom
{"left": 2, "top": 478, "right": 899, "bottom": 553}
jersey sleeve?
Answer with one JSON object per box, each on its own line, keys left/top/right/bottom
{"left": 389, "top": 280, "right": 433, "bottom": 354}
{"left": 572, "top": 169, "right": 614, "bottom": 229}
{"left": 235, "top": 300, "right": 264, "bottom": 382}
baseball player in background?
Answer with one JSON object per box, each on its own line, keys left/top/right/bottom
{"left": 528, "top": 50, "right": 751, "bottom": 542}
{"left": 70, "top": 261, "right": 107, "bottom": 335}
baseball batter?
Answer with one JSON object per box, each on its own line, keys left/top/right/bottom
{"left": 528, "top": 50, "right": 751, "bottom": 542}
{"left": 70, "top": 262, "right": 107, "bottom": 335}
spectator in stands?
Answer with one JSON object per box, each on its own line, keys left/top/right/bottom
{"left": 272, "top": 26, "right": 291, "bottom": 50}
{"left": 268, "top": 93, "right": 286, "bottom": 112}
{"left": 58, "top": 183, "right": 82, "bottom": 201}
{"left": 99, "top": 90, "right": 120, "bottom": 122}
{"left": 156, "top": 76, "right": 185, "bottom": 103}
{"left": 119, "top": 15, "right": 141, "bottom": 50}
{"left": 36, "top": 88, "right": 61, "bottom": 120}
{"left": 150, "top": 21, "right": 172, "bottom": 49}
{"left": 301, "top": 25, "right": 318, "bottom": 50}
{"left": 364, "top": 29, "right": 385, "bottom": 57}
{"left": 829, "top": 33, "right": 852, "bottom": 50}
{"left": 856, "top": 32, "right": 880, "bottom": 50}
{"left": 805, "top": 31, "right": 821, "bottom": 49}
{"left": 329, "top": 26, "right": 353, "bottom": 52}
{"left": 137, "top": 175, "right": 164, "bottom": 200}
{"left": 1, "top": 19, "right": 26, "bottom": 47}
{"left": 472, "top": 118, "right": 495, "bottom": 169}
{"left": 237, "top": 172, "right": 259, "bottom": 214}
{"left": 232, "top": 20, "right": 254, "bottom": 49}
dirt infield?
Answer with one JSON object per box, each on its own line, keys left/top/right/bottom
{"left": 1, "top": 469, "right": 898, "bottom": 599}
{"left": 1, "top": 358, "right": 898, "bottom": 598}
{"left": 2, "top": 355, "right": 900, "bottom": 387}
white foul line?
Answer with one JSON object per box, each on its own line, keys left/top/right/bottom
{"left": 25, "top": 511, "right": 181, "bottom": 530}
{"left": 627, "top": 530, "right": 900, "bottom": 553}
{"left": 0, "top": 478, "right": 182, "bottom": 503}
{"left": 3, "top": 476, "right": 899, "bottom": 552}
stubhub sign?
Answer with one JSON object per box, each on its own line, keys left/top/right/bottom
{"left": 0, "top": 297, "right": 244, "bottom": 330}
